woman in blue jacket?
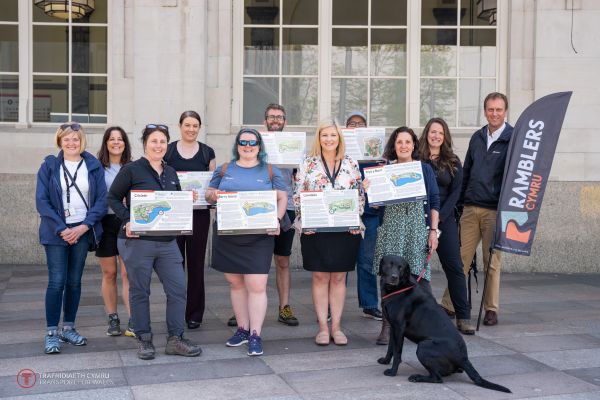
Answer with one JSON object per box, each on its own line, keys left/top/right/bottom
{"left": 36, "top": 123, "right": 107, "bottom": 354}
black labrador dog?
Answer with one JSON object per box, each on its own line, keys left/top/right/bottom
{"left": 377, "top": 255, "right": 511, "bottom": 393}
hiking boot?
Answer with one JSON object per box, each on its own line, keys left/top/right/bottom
{"left": 124, "top": 320, "right": 135, "bottom": 337}
{"left": 483, "top": 310, "right": 498, "bottom": 326}
{"left": 376, "top": 317, "right": 390, "bottom": 345}
{"left": 227, "top": 315, "right": 237, "bottom": 327}
{"left": 44, "top": 329, "right": 61, "bottom": 354}
{"left": 107, "top": 313, "right": 122, "bottom": 336}
{"left": 363, "top": 308, "right": 383, "bottom": 321}
{"left": 457, "top": 319, "right": 476, "bottom": 335}
{"left": 278, "top": 305, "right": 299, "bottom": 326}
{"left": 226, "top": 327, "right": 250, "bottom": 347}
{"left": 137, "top": 334, "right": 155, "bottom": 360}
{"left": 59, "top": 326, "right": 87, "bottom": 346}
{"left": 165, "top": 335, "right": 202, "bottom": 357}
{"left": 247, "top": 331, "right": 263, "bottom": 356}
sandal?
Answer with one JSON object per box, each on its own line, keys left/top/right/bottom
{"left": 315, "top": 331, "right": 330, "bottom": 346}
{"left": 331, "top": 331, "right": 348, "bottom": 346}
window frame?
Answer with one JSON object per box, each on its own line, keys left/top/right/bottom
{"left": 233, "top": 0, "right": 507, "bottom": 131}
{"left": 0, "top": 1, "right": 20, "bottom": 125}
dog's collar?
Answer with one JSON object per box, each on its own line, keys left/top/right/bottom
{"left": 381, "top": 265, "right": 427, "bottom": 301}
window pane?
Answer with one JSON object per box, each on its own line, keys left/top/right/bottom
{"left": 243, "top": 77, "right": 278, "bottom": 124}
{"left": 0, "top": 26, "right": 18, "bottom": 72}
{"left": 332, "top": 0, "right": 367, "bottom": 25}
{"left": 420, "top": 78, "right": 456, "bottom": 126}
{"left": 371, "top": 29, "right": 406, "bottom": 76}
{"left": 86, "top": 0, "right": 107, "bottom": 24}
{"left": 72, "top": 76, "right": 107, "bottom": 123}
{"left": 245, "top": 0, "right": 279, "bottom": 25}
{"left": 33, "top": 75, "right": 68, "bottom": 122}
{"left": 461, "top": 0, "right": 495, "bottom": 26}
{"left": 459, "top": 29, "right": 495, "bottom": 77}
{"left": 244, "top": 28, "right": 279, "bottom": 75}
{"left": 421, "top": 0, "right": 457, "bottom": 26}
{"left": 372, "top": 0, "right": 407, "bottom": 26}
{"left": 0, "top": 75, "right": 18, "bottom": 122}
{"left": 331, "top": 78, "right": 367, "bottom": 124}
{"left": 0, "top": 0, "right": 18, "bottom": 21}
{"left": 282, "top": 28, "right": 317, "bottom": 75}
{"left": 283, "top": 0, "right": 318, "bottom": 25}
{"left": 459, "top": 78, "right": 495, "bottom": 127}
{"left": 282, "top": 77, "right": 317, "bottom": 125}
{"left": 33, "top": 25, "right": 68, "bottom": 73}
{"left": 370, "top": 79, "right": 406, "bottom": 126}
{"left": 420, "top": 29, "right": 457, "bottom": 77}
{"left": 71, "top": 26, "right": 107, "bottom": 74}
{"left": 332, "top": 29, "right": 367, "bottom": 76}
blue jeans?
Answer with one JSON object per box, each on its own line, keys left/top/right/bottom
{"left": 356, "top": 214, "right": 380, "bottom": 310}
{"left": 44, "top": 230, "right": 91, "bottom": 328}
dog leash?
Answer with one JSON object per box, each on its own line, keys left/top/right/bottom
{"left": 381, "top": 251, "right": 432, "bottom": 301}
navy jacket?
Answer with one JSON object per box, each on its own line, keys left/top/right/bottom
{"left": 421, "top": 161, "right": 441, "bottom": 227}
{"left": 461, "top": 124, "right": 514, "bottom": 210}
{"left": 36, "top": 150, "right": 107, "bottom": 246}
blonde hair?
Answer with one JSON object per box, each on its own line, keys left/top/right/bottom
{"left": 55, "top": 123, "right": 87, "bottom": 153}
{"left": 308, "top": 118, "right": 346, "bottom": 161}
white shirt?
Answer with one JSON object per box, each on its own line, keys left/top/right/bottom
{"left": 486, "top": 122, "right": 506, "bottom": 150}
{"left": 60, "top": 159, "right": 89, "bottom": 224}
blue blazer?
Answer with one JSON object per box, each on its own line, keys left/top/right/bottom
{"left": 36, "top": 150, "right": 107, "bottom": 246}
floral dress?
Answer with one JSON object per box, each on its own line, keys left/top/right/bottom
{"left": 293, "top": 155, "right": 366, "bottom": 272}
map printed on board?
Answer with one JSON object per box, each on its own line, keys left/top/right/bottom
{"left": 217, "top": 190, "right": 279, "bottom": 235}
{"left": 130, "top": 190, "right": 193, "bottom": 235}
{"left": 176, "top": 171, "right": 213, "bottom": 209}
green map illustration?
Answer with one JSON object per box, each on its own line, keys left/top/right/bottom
{"left": 363, "top": 136, "right": 383, "bottom": 157}
{"left": 181, "top": 180, "right": 203, "bottom": 191}
{"left": 134, "top": 201, "right": 172, "bottom": 224}
{"left": 242, "top": 201, "right": 276, "bottom": 216}
{"left": 328, "top": 199, "right": 356, "bottom": 214}
{"left": 278, "top": 140, "right": 303, "bottom": 153}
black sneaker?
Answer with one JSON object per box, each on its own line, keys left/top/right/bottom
{"left": 107, "top": 313, "right": 122, "bottom": 336}
{"left": 278, "top": 305, "right": 299, "bottom": 326}
{"left": 227, "top": 315, "right": 237, "bottom": 327}
{"left": 247, "top": 331, "right": 263, "bottom": 356}
{"left": 137, "top": 334, "right": 155, "bottom": 360}
{"left": 362, "top": 308, "right": 383, "bottom": 321}
{"left": 165, "top": 335, "right": 202, "bottom": 357}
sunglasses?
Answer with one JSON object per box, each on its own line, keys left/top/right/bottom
{"left": 60, "top": 123, "right": 81, "bottom": 131}
{"left": 346, "top": 121, "right": 366, "bottom": 128}
{"left": 237, "top": 139, "right": 259, "bottom": 147}
{"left": 145, "top": 124, "right": 169, "bottom": 132}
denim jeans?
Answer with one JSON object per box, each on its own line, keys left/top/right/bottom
{"left": 356, "top": 213, "right": 380, "bottom": 310}
{"left": 44, "top": 230, "right": 91, "bottom": 328}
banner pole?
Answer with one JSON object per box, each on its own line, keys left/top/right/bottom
{"left": 476, "top": 247, "right": 493, "bottom": 331}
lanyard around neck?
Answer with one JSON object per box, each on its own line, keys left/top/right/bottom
{"left": 62, "top": 159, "right": 84, "bottom": 206}
{"left": 321, "top": 156, "right": 340, "bottom": 187}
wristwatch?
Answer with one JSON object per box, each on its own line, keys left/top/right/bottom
{"left": 430, "top": 227, "right": 442, "bottom": 239}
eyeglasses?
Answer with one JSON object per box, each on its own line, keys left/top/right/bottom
{"left": 60, "top": 123, "right": 81, "bottom": 131}
{"left": 237, "top": 139, "right": 259, "bottom": 147}
{"left": 346, "top": 121, "right": 366, "bottom": 128}
{"left": 145, "top": 124, "right": 169, "bottom": 132}
{"left": 266, "top": 115, "right": 285, "bottom": 121}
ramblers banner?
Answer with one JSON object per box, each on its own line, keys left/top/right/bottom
{"left": 494, "top": 91, "right": 572, "bottom": 255}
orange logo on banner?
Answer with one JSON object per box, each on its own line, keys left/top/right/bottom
{"left": 505, "top": 220, "right": 531, "bottom": 243}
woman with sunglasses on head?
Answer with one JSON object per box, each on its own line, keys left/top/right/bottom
{"left": 293, "top": 119, "right": 365, "bottom": 347}
{"left": 108, "top": 124, "right": 202, "bottom": 360}
{"left": 419, "top": 118, "right": 475, "bottom": 335}
{"left": 205, "top": 128, "right": 287, "bottom": 357}
{"left": 95, "top": 126, "right": 134, "bottom": 337}
{"left": 164, "top": 111, "right": 215, "bottom": 330}
{"left": 367, "top": 126, "right": 440, "bottom": 343}
{"left": 36, "top": 123, "right": 107, "bottom": 354}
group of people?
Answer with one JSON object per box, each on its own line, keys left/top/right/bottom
{"left": 36, "top": 92, "right": 512, "bottom": 359}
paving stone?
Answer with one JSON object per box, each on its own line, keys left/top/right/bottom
{"left": 496, "top": 334, "right": 600, "bottom": 353}
{"left": 130, "top": 374, "right": 296, "bottom": 400}
{"left": 2, "top": 387, "right": 134, "bottom": 400}
{"left": 517, "top": 393, "right": 600, "bottom": 400}
{"left": 526, "top": 348, "right": 600, "bottom": 370}
{"left": 299, "top": 384, "right": 467, "bottom": 400}
{"left": 564, "top": 368, "right": 600, "bottom": 387}
{"left": 462, "top": 353, "right": 553, "bottom": 377}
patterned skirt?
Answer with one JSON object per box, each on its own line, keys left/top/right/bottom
{"left": 372, "top": 201, "right": 431, "bottom": 281}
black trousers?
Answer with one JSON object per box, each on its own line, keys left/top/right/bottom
{"left": 437, "top": 217, "right": 471, "bottom": 320}
{"left": 177, "top": 209, "right": 210, "bottom": 323}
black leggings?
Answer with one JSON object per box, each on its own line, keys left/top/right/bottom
{"left": 437, "top": 217, "right": 471, "bottom": 320}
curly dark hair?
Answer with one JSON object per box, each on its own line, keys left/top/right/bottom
{"left": 418, "top": 118, "right": 460, "bottom": 176}
{"left": 382, "top": 126, "right": 419, "bottom": 162}
{"left": 97, "top": 126, "right": 132, "bottom": 168}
